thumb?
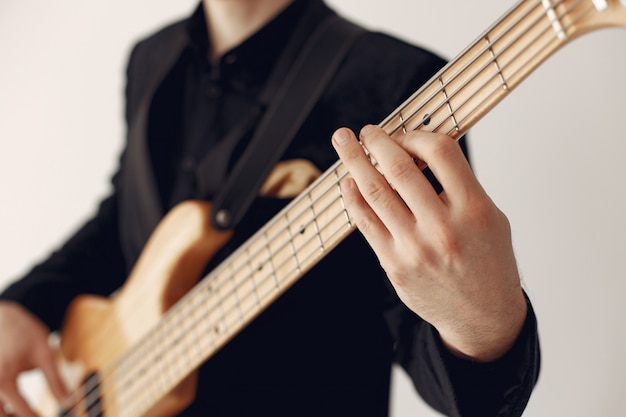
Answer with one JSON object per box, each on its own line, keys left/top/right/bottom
{"left": 0, "top": 383, "right": 38, "bottom": 417}
{"left": 35, "top": 343, "right": 69, "bottom": 405}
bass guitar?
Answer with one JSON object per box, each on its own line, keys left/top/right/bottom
{"left": 39, "top": 1, "right": 626, "bottom": 416}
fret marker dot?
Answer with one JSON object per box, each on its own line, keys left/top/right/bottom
{"left": 299, "top": 225, "right": 306, "bottom": 234}
{"left": 423, "top": 114, "right": 431, "bottom": 126}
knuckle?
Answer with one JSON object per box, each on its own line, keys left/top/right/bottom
{"left": 437, "top": 227, "right": 461, "bottom": 255}
{"left": 339, "top": 141, "right": 367, "bottom": 164}
{"left": 466, "top": 198, "right": 506, "bottom": 232}
{"left": 361, "top": 178, "right": 388, "bottom": 204}
{"left": 427, "top": 134, "right": 458, "bottom": 160}
{"left": 428, "top": 223, "right": 462, "bottom": 261}
{"left": 387, "top": 158, "right": 415, "bottom": 182}
{"left": 353, "top": 213, "right": 375, "bottom": 236}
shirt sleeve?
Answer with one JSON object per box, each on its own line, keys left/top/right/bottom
{"left": 386, "top": 291, "right": 540, "bottom": 417}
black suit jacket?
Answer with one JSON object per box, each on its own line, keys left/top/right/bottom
{"left": 1, "top": 2, "right": 539, "bottom": 416}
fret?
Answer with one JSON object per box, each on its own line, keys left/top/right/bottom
{"left": 438, "top": 76, "right": 460, "bottom": 132}
{"left": 200, "top": 282, "right": 218, "bottom": 349}
{"left": 438, "top": 34, "right": 505, "bottom": 134}
{"left": 284, "top": 212, "right": 302, "bottom": 274}
{"left": 178, "top": 304, "right": 197, "bottom": 362}
{"left": 229, "top": 252, "right": 261, "bottom": 318}
{"left": 307, "top": 191, "right": 325, "bottom": 251}
{"left": 542, "top": 0, "right": 568, "bottom": 39}
{"left": 398, "top": 110, "right": 408, "bottom": 133}
{"left": 490, "top": 1, "right": 571, "bottom": 89}
{"left": 83, "top": 4, "right": 626, "bottom": 417}
{"left": 217, "top": 300, "right": 240, "bottom": 342}
{"left": 317, "top": 166, "right": 353, "bottom": 248}
{"left": 215, "top": 285, "right": 229, "bottom": 337}
{"left": 145, "top": 334, "right": 165, "bottom": 409}
{"left": 333, "top": 165, "right": 352, "bottom": 228}
{"left": 133, "top": 337, "right": 168, "bottom": 415}
{"left": 158, "top": 335, "right": 173, "bottom": 394}
{"left": 485, "top": 35, "right": 509, "bottom": 90}
{"left": 244, "top": 228, "right": 277, "bottom": 296}
{"left": 265, "top": 214, "right": 296, "bottom": 284}
{"left": 259, "top": 231, "right": 280, "bottom": 293}
{"left": 263, "top": 231, "right": 280, "bottom": 290}
{"left": 243, "top": 247, "right": 262, "bottom": 307}
{"left": 285, "top": 192, "right": 323, "bottom": 271}
{"left": 138, "top": 336, "right": 162, "bottom": 405}
{"left": 169, "top": 321, "right": 186, "bottom": 383}
{"left": 187, "top": 290, "right": 204, "bottom": 360}
{"left": 227, "top": 263, "right": 245, "bottom": 322}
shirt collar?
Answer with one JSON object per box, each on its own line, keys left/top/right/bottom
{"left": 185, "top": 1, "right": 314, "bottom": 93}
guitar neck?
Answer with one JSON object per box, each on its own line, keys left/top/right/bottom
{"left": 382, "top": 0, "right": 613, "bottom": 141}
{"left": 97, "top": 1, "right": 626, "bottom": 416}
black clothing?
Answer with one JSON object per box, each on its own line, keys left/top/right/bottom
{"left": 0, "top": 1, "right": 540, "bottom": 416}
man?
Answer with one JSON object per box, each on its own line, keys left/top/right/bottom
{"left": 0, "top": 1, "right": 539, "bottom": 416}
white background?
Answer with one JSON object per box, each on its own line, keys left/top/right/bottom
{"left": 1, "top": 1, "right": 625, "bottom": 416}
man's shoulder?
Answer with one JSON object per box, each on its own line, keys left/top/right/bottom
{"left": 328, "top": 29, "right": 448, "bottom": 115}
{"left": 352, "top": 30, "right": 447, "bottom": 71}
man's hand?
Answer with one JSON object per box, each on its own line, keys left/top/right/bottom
{"left": 0, "top": 302, "right": 67, "bottom": 417}
{"left": 332, "top": 125, "right": 527, "bottom": 362}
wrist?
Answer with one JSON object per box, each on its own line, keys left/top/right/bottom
{"left": 438, "top": 289, "right": 528, "bottom": 362}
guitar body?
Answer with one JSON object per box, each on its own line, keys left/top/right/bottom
{"left": 38, "top": 201, "right": 232, "bottom": 417}
{"left": 31, "top": 2, "right": 626, "bottom": 416}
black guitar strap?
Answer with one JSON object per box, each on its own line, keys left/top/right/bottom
{"left": 207, "top": 12, "right": 365, "bottom": 230}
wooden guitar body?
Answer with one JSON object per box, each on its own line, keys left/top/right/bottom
{"left": 39, "top": 201, "right": 231, "bottom": 417}
{"left": 33, "top": 1, "right": 626, "bottom": 416}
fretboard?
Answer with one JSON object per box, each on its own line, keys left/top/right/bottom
{"left": 86, "top": 0, "right": 626, "bottom": 415}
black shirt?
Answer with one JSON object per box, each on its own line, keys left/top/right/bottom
{"left": 0, "top": 2, "right": 540, "bottom": 416}
{"left": 150, "top": 2, "right": 307, "bottom": 210}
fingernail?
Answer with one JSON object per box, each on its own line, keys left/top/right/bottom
{"left": 333, "top": 128, "right": 351, "bottom": 145}
{"left": 359, "top": 124, "right": 377, "bottom": 138}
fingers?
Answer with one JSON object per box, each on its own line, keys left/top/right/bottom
{"left": 391, "top": 127, "right": 485, "bottom": 206}
{"left": 0, "top": 384, "right": 37, "bottom": 417}
{"left": 37, "top": 346, "right": 68, "bottom": 405}
{"left": 331, "top": 126, "right": 416, "bottom": 239}
{"left": 336, "top": 176, "right": 393, "bottom": 256}
{"left": 357, "top": 125, "right": 446, "bottom": 218}
{"left": 351, "top": 124, "right": 485, "bottom": 212}
{"left": 0, "top": 303, "right": 67, "bottom": 416}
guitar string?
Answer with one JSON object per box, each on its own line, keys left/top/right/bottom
{"left": 103, "top": 1, "right": 560, "bottom": 400}
{"left": 91, "top": 179, "right": 354, "bottom": 417}
{"left": 58, "top": 0, "right": 580, "bottom": 412}
{"left": 56, "top": 0, "right": 576, "bottom": 406}
{"left": 412, "top": 0, "right": 591, "bottom": 138}
{"left": 383, "top": 0, "right": 584, "bottom": 138}
{"left": 57, "top": 1, "right": 592, "bottom": 415}
{"left": 381, "top": 0, "right": 550, "bottom": 136}
{"left": 110, "top": 179, "right": 354, "bottom": 412}
{"left": 56, "top": 163, "right": 351, "bottom": 417}
{"left": 57, "top": 0, "right": 580, "bottom": 412}
{"left": 123, "top": 18, "right": 584, "bottom": 417}
{"left": 111, "top": 172, "right": 354, "bottom": 416}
